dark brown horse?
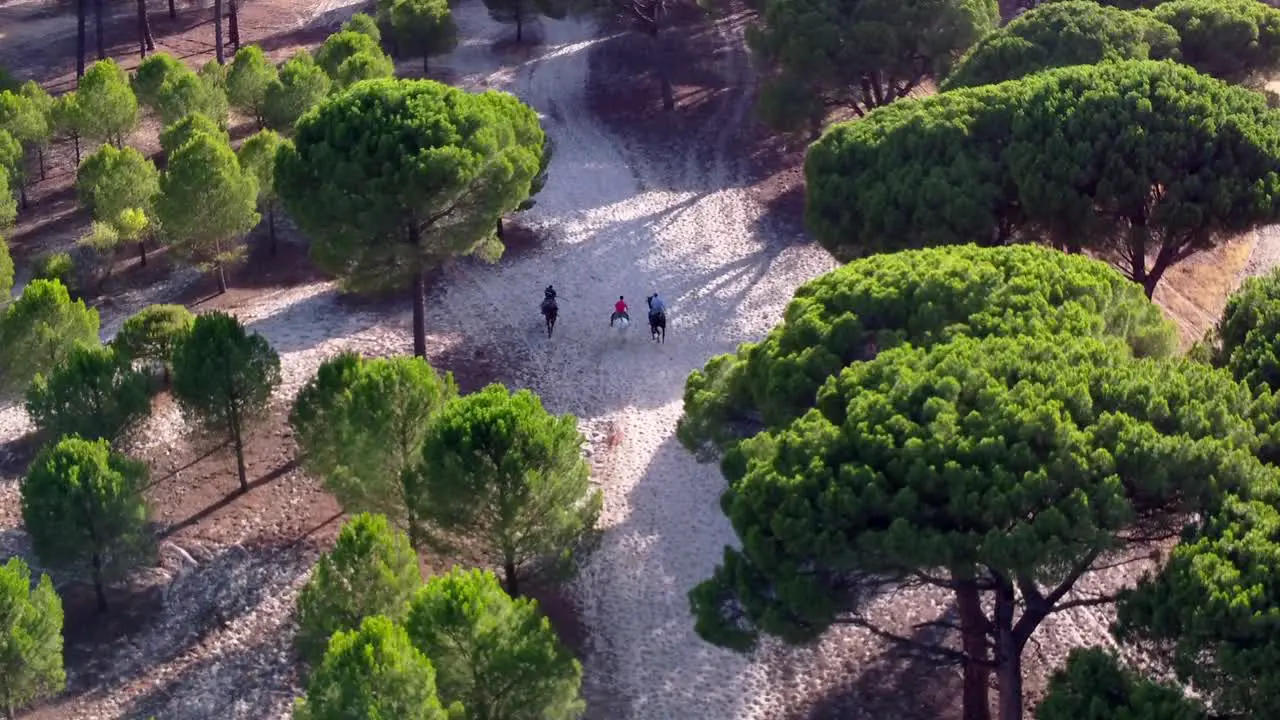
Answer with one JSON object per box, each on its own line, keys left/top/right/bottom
{"left": 541, "top": 298, "right": 558, "bottom": 338}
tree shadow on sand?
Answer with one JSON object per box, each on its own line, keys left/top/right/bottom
{"left": 31, "top": 541, "right": 319, "bottom": 711}
{"left": 781, "top": 607, "right": 967, "bottom": 720}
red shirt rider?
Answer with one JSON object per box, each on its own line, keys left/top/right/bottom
{"left": 614, "top": 298, "right": 628, "bottom": 314}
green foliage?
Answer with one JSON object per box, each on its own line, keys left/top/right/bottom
{"left": 678, "top": 245, "right": 1176, "bottom": 456}
{"left": 687, "top": 330, "right": 1277, "bottom": 678}
{"left": 263, "top": 52, "right": 332, "bottom": 132}
{"left": 20, "top": 436, "right": 152, "bottom": 611}
{"left": 334, "top": 51, "right": 396, "bottom": 90}
{"left": 293, "top": 615, "right": 455, "bottom": 720}
{"left": 155, "top": 69, "right": 229, "bottom": 128}
{"left": 131, "top": 52, "right": 187, "bottom": 110}
{"left": 1153, "top": 0, "right": 1280, "bottom": 85}
{"left": 941, "top": 1, "right": 1180, "bottom": 90}
{"left": 405, "top": 568, "right": 584, "bottom": 719}
{"left": 237, "top": 128, "right": 288, "bottom": 227}
{"left": 295, "top": 513, "right": 422, "bottom": 667}
{"left": 171, "top": 311, "right": 280, "bottom": 491}
{"left": 111, "top": 303, "right": 195, "bottom": 370}
{"left": 289, "top": 354, "right": 455, "bottom": 544}
{"left": 314, "top": 31, "right": 388, "bottom": 80}
{"left": 1035, "top": 648, "right": 1206, "bottom": 720}
{"left": 945, "top": 0, "right": 1280, "bottom": 90}
{"left": 1215, "top": 267, "right": 1280, "bottom": 390}
{"left": 25, "top": 344, "right": 150, "bottom": 442}
{"left": 413, "top": 384, "right": 600, "bottom": 596}
{"left": 0, "top": 235, "right": 12, "bottom": 303}
{"left": 343, "top": 12, "right": 383, "bottom": 43}
{"left": 806, "top": 60, "right": 1280, "bottom": 296}
{"left": 0, "top": 89, "right": 51, "bottom": 158}
{"left": 0, "top": 167, "right": 14, "bottom": 229}
{"left": 76, "top": 60, "right": 139, "bottom": 146}
{"left": 1113, "top": 490, "right": 1280, "bottom": 718}
{"left": 0, "top": 129, "right": 20, "bottom": 183}
{"left": 747, "top": 0, "right": 998, "bottom": 131}
{"left": 389, "top": 0, "right": 459, "bottom": 71}
{"left": 31, "top": 251, "right": 74, "bottom": 288}
{"left": 0, "top": 557, "right": 65, "bottom": 717}
{"left": 483, "top": 0, "right": 568, "bottom": 42}
{"left": 159, "top": 112, "right": 230, "bottom": 155}
{"left": 155, "top": 132, "right": 259, "bottom": 276}
{"left": 275, "top": 79, "right": 544, "bottom": 353}
{"left": 75, "top": 144, "right": 160, "bottom": 246}
{"left": 0, "top": 279, "right": 100, "bottom": 394}
{"left": 0, "top": 66, "right": 18, "bottom": 93}
{"left": 226, "top": 45, "right": 279, "bottom": 125}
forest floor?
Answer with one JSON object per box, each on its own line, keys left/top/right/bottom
{"left": 0, "top": 0, "right": 1271, "bottom": 718}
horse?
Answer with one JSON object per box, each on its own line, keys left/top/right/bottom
{"left": 541, "top": 298, "right": 558, "bottom": 338}
{"left": 649, "top": 310, "right": 666, "bottom": 343}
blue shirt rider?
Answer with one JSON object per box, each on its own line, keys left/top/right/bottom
{"left": 647, "top": 293, "right": 666, "bottom": 316}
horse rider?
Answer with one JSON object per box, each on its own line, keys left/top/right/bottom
{"left": 647, "top": 292, "right": 666, "bottom": 322}
{"left": 610, "top": 296, "right": 630, "bottom": 326}
{"left": 542, "top": 284, "right": 557, "bottom": 311}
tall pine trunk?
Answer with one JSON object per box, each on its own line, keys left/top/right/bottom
{"left": 412, "top": 265, "right": 427, "bottom": 358}
{"left": 410, "top": 224, "right": 427, "bottom": 357}
{"left": 503, "top": 558, "right": 519, "bottom": 597}
{"left": 168, "top": 0, "right": 176, "bottom": 20}
{"left": 956, "top": 579, "right": 992, "bottom": 720}
{"left": 214, "top": 0, "right": 225, "bottom": 64}
{"left": 137, "top": 240, "right": 148, "bottom": 267}
{"left": 95, "top": 0, "right": 106, "bottom": 60}
{"left": 77, "top": 0, "right": 88, "bottom": 78}
{"left": 216, "top": 262, "right": 228, "bottom": 293}
{"left": 423, "top": 54, "right": 429, "bottom": 75}
{"left": 137, "top": 0, "right": 155, "bottom": 57}
{"left": 229, "top": 0, "right": 240, "bottom": 50}
{"left": 267, "top": 206, "right": 277, "bottom": 255}
{"left": 516, "top": 11, "right": 523, "bottom": 42}
{"left": 232, "top": 417, "right": 248, "bottom": 493}
{"left": 92, "top": 552, "right": 108, "bottom": 611}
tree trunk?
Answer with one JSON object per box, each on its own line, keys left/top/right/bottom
{"left": 216, "top": 263, "right": 228, "bottom": 293}
{"left": 168, "top": 0, "right": 175, "bottom": 20}
{"left": 137, "top": 240, "right": 148, "bottom": 267}
{"left": 412, "top": 264, "right": 427, "bottom": 358}
{"left": 504, "top": 558, "right": 519, "bottom": 597}
{"left": 996, "top": 641, "right": 1024, "bottom": 720}
{"left": 268, "top": 206, "right": 277, "bottom": 255}
{"left": 92, "top": 552, "right": 108, "bottom": 611}
{"left": 516, "top": 12, "right": 523, "bottom": 42}
{"left": 18, "top": 182, "right": 27, "bottom": 211}
{"left": 137, "top": 0, "right": 155, "bottom": 56}
{"left": 650, "top": 28, "right": 674, "bottom": 111}
{"left": 423, "top": 54, "right": 429, "bottom": 75}
{"left": 73, "top": 134, "right": 81, "bottom": 165}
{"left": 993, "top": 579, "right": 1025, "bottom": 720}
{"left": 77, "top": 0, "right": 88, "bottom": 78}
{"left": 214, "top": 0, "right": 225, "bottom": 64}
{"left": 95, "top": 0, "right": 106, "bottom": 60}
{"left": 37, "top": 146, "right": 46, "bottom": 180}
{"left": 232, "top": 420, "right": 248, "bottom": 493}
{"left": 229, "top": 0, "right": 240, "bottom": 51}
{"left": 495, "top": 217, "right": 504, "bottom": 240}
{"left": 956, "top": 580, "right": 992, "bottom": 720}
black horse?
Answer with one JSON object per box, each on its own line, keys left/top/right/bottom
{"left": 541, "top": 297, "right": 558, "bottom": 338}
{"left": 646, "top": 295, "right": 666, "bottom": 343}
{"left": 649, "top": 310, "right": 665, "bottom": 342}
